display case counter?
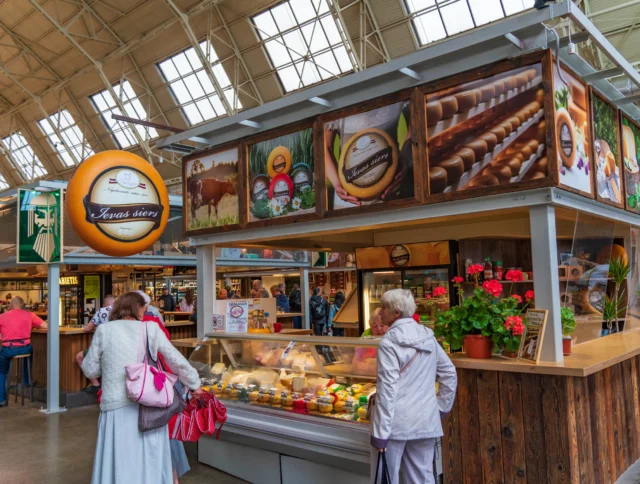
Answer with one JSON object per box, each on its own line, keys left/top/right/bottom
{"left": 190, "top": 333, "right": 381, "bottom": 484}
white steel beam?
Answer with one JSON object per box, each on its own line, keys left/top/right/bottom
{"left": 42, "top": 263, "right": 65, "bottom": 414}
{"left": 196, "top": 244, "right": 215, "bottom": 338}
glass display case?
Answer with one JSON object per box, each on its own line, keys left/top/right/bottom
{"left": 188, "top": 333, "right": 380, "bottom": 426}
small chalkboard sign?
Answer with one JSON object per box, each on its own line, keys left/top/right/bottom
{"left": 518, "top": 309, "right": 548, "bottom": 364}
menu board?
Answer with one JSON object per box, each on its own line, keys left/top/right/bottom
{"left": 184, "top": 147, "right": 239, "bottom": 232}
{"left": 621, "top": 115, "right": 640, "bottom": 212}
{"left": 324, "top": 100, "right": 414, "bottom": 210}
{"left": 553, "top": 64, "right": 593, "bottom": 195}
{"left": 427, "top": 64, "right": 547, "bottom": 194}
{"left": 248, "top": 128, "right": 315, "bottom": 221}
{"left": 591, "top": 93, "right": 623, "bottom": 206}
{"left": 519, "top": 309, "right": 548, "bottom": 364}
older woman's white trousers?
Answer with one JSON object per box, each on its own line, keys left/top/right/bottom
{"left": 370, "top": 438, "right": 436, "bottom": 484}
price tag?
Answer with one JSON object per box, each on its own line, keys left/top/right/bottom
{"left": 280, "top": 341, "right": 296, "bottom": 361}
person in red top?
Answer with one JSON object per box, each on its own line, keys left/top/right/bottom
{"left": 0, "top": 296, "right": 48, "bottom": 406}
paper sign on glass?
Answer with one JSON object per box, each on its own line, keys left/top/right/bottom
{"left": 225, "top": 301, "right": 248, "bottom": 334}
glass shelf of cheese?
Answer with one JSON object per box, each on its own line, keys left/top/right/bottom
{"left": 188, "top": 333, "right": 380, "bottom": 425}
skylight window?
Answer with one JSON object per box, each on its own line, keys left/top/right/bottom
{"left": 405, "top": 0, "right": 534, "bottom": 46}
{"left": 252, "top": 0, "right": 355, "bottom": 93}
{"left": 158, "top": 41, "right": 241, "bottom": 126}
{"left": 37, "top": 110, "right": 94, "bottom": 167}
{"left": 0, "top": 175, "right": 9, "bottom": 190}
{"left": 1, "top": 132, "right": 47, "bottom": 180}
{"left": 90, "top": 81, "right": 157, "bottom": 149}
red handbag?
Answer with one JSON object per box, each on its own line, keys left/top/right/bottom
{"left": 170, "top": 393, "right": 227, "bottom": 442}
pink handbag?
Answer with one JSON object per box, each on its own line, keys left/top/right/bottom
{"left": 125, "top": 323, "right": 178, "bottom": 408}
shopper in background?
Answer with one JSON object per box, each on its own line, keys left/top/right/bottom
{"left": 371, "top": 289, "right": 457, "bottom": 484}
{"left": 361, "top": 309, "right": 386, "bottom": 337}
{"left": 250, "top": 280, "right": 263, "bottom": 298}
{"left": 0, "top": 296, "right": 47, "bottom": 407}
{"left": 76, "top": 294, "right": 116, "bottom": 393}
{"left": 309, "top": 287, "right": 329, "bottom": 336}
{"left": 82, "top": 291, "right": 201, "bottom": 484}
{"left": 218, "top": 289, "right": 228, "bottom": 300}
{"left": 274, "top": 287, "right": 290, "bottom": 313}
{"left": 179, "top": 288, "right": 195, "bottom": 313}
{"left": 270, "top": 285, "right": 279, "bottom": 298}
{"left": 158, "top": 287, "right": 176, "bottom": 312}
{"left": 288, "top": 283, "right": 302, "bottom": 329}
{"left": 328, "top": 291, "right": 345, "bottom": 337}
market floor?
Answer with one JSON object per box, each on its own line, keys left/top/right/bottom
{"left": 0, "top": 400, "right": 246, "bottom": 484}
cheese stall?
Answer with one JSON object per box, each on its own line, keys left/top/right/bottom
{"left": 158, "top": 3, "right": 640, "bottom": 483}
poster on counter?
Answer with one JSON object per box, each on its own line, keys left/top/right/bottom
{"left": 248, "top": 128, "right": 315, "bottom": 221}
{"left": 427, "top": 64, "right": 547, "bottom": 194}
{"left": 621, "top": 115, "right": 640, "bottom": 212}
{"left": 184, "top": 146, "right": 239, "bottom": 233}
{"left": 591, "top": 92, "right": 623, "bottom": 207}
{"left": 225, "top": 300, "right": 248, "bottom": 333}
{"left": 17, "top": 188, "right": 63, "bottom": 264}
{"left": 324, "top": 100, "right": 414, "bottom": 210}
{"left": 212, "top": 314, "right": 225, "bottom": 332}
{"left": 519, "top": 309, "right": 548, "bottom": 364}
{"left": 355, "top": 242, "right": 450, "bottom": 269}
{"left": 553, "top": 63, "right": 593, "bottom": 196}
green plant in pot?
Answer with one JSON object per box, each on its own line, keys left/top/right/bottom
{"left": 602, "top": 256, "right": 631, "bottom": 334}
{"left": 561, "top": 306, "right": 576, "bottom": 355}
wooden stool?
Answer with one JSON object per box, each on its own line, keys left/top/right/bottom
{"left": 6, "top": 354, "right": 33, "bottom": 407}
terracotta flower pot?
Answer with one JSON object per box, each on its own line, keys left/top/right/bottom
{"left": 464, "top": 335, "right": 493, "bottom": 359}
{"left": 563, "top": 337, "right": 572, "bottom": 355}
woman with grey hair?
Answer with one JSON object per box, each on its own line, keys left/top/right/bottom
{"left": 370, "top": 289, "right": 457, "bottom": 484}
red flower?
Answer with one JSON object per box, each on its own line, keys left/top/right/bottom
{"left": 511, "top": 294, "right": 522, "bottom": 303}
{"left": 513, "top": 321, "right": 525, "bottom": 336}
{"left": 468, "top": 264, "right": 484, "bottom": 275}
{"left": 505, "top": 269, "right": 524, "bottom": 282}
{"left": 482, "top": 279, "right": 503, "bottom": 298}
{"left": 426, "top": 294, "right": 432, "bottom": 299}
{"left": 505, "top": 315, "right": 523, "bottom": 333}
{"left": 412, "top": 313, "right": 420, "bottom": 323}
{"left": 432, "top": 286, "right": 447, "bottom": 297}
{"left": 525, "top": 290, "right": 535, "bottom": 302}
{"left": 451, "top": 276, "right": 464, "bottom": 284}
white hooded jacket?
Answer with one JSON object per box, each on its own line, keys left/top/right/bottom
{"left": 371, "top": 318, "right": 457, "bottom": 448}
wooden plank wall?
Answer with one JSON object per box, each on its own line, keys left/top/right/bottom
{"left": 166, "top": 325, "right": 197, "bottom": 340}
{"left": 442, "top": 357, "right": 640, "bottom": 484}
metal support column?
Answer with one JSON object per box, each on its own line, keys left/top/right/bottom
{"left": 302, "top": 267, "right": 310, "bottom": 330}
{"left": 42, "top": 264, "right": 65, "bottom": 414}
{"left": 529, "top": 205, "right": 563, "bottom": 363}
{"left": 196, "top": 245, "right": 215, "bottom": 338}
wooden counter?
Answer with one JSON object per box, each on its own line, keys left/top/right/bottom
{"left": 442, "top": 331, "right": 640, "bottom": 484}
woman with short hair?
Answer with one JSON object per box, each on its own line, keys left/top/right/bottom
{"left": 370, "top": 289, "right": 457, "bottom": 484}
{"left": 82, "top": 292, "right": 201, "bottom": 484}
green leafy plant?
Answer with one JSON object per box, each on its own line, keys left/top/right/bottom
{"left": 555, "top": 87, "right": 569, "bottom": 111}
{"left": 593, "top": 96, "right": 618, "bottom": 157}
{"left": 397, "top": 111, "right": 408, "bottom": 151}
{"left": 607, "top": 256, "right": 631, "bottom": 332}
{"left": 299, "top": 189, "right": 316, "bottom": 209}
{"left": 560, "top": 306, "right": 576, "bottom": 337}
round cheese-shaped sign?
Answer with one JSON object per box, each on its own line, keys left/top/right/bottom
{"left": 66, "top": 151, "right": 169, "bottom": 257}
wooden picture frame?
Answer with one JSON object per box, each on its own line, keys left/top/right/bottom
{"left": 242, "top": 118, "right": 321, "bottom": 230}
{"left": 421, "top": 49, "right": 554, "bottom": 203}
{"left": 550, "top": 59, "right": 595, "bottom": 199}
{"left": 318, "top": 88, "right": 425, "bottom": 219}
{"left": 518, "top": 309, "right": 548, "bottom": 364}
{"left": 589, "top": 88, "right": 625, "bottom": 208}
{"left": 619, "top": 113, "right": 640, "bottom": 213}
{"left": 182, "top": 141, "right": 243, "bottom": 237}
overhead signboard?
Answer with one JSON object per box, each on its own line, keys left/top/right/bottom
{"left": 355, "top": 242, "right": 450, "bottom": 269}
{"left": 17, "top": 188, "right": 63, "bottom": 264}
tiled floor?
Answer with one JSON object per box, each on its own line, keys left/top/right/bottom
{"left": 0, "top": 401, "right": 245, "bottom": 484}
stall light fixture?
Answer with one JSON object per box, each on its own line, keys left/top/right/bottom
{"left": 373, "top": 271, "right": 396, "bottom": 275}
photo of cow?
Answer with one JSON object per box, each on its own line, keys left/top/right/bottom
{"left": 185, "top": 147, "right": 239, "bottom": 231}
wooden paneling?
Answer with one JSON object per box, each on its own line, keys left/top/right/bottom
{"left": 443, "top": 356, "right": 640, "bottom": 483}
{"left": 166, "top": 324, "right": 196, "bottom": 340}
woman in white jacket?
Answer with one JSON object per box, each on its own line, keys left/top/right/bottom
{"left": 82, "top": 292, "right": 202, "bottom": 484}
{"left": 371, "top": 289, "right": 457, "bottom": 484}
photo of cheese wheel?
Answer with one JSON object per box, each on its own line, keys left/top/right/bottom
{"left": 525, "top": 68, "right": 538, "bottom": 81}
{"left": 605, "top": 151, "right": 616, "bottom": 177}
{"left": 436, "top": 156, "right": 464, "bottom": 185}
{"left": 478, "top": 133, "right": 498, "bottom": 152}
{"left": 489, "top": 126, "right": 506, "bottom": 143}
{"left": 338, "top": 128, "right": 398, "bottom": 200}
{"left": 514, "top": 110, "right": 528, "bottom": 124}
{"left": 514, "top": 72, "right": 529, "bottom": 88}
{"left": 521, "top": 145, "right": 533, "bottom": 159}
{"left": 507, "top": 116, "right": 521, "bottom": 130}
{"left": 485, "top": 164, "right": 512, "bottom": 183}
{"left": 498, "top": 157, "right": 522, "bottom": 176}
{"left": 466, "top": 139, "right": 488, "bottom": 160}
{"left": 472, "top": 89, "right": 483, "bottom": 105}
{"left": 536, "top": 156, "right": 548, "bottom": 174}
{"left": 568, "top": 99, "right": 587, "bottom": 128}
{"left": 536, "top": 88, "right": 544, "bottom": 105}
{"left": 468, "top": 174, "right": 500, "bottom": 188}
{"left": 454, "top": 91, "right": 477, "bottom": 112}
{"left": 555, "top": 108, "right": 576, "bottom": 168}
{"left": 479, "top": 85, "right": 496, "bottom": 103}
{"left": 498, "top": 120, "right": 513, "bottom": 136}
{"left": 267, "top": 146, "right": 292, "bottom": 178}
{"left": 536, "top": 120, "right": 546, "bottom": 143}
{"left": 527, "top": 139, "right": 540, "bottom": 151}
{"left": 453, "top": 147, "right": 476, "bottom": 171}
{"left": 503, "top": 76, "right": 515, "bottom": 92}
{"left": 440, "top": 96, "right": 458, "bottom": 119}
{"left": 426, "top": 101, "right": 443, "bottom": 127}
{"left": 492, "top": 79, "right": 506, "bottom": 97}
{"left": 429, "top": 166, "right": 448, "bottom": 193}
{"left": 530, "top": 171, "right": 546, "bottom": 180}
{"left": 570, "top": 80, "right": 587, "bottom": 110}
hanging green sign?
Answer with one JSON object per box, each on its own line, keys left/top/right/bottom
{"left": 17, "top": 189, "right": 63, "bottom": 264}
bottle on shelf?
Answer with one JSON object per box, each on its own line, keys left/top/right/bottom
{"left": 465, "top": 259, "right": 473, "bottom": 281}
{"left": 484, "top": 257, "right": 493, "bottom": 281}
{"left": 493, "top": 260, "right": 503, "bottom": 281}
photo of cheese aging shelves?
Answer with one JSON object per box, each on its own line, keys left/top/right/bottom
{"left": 427, "top": 64, "right": 547, "bottom": 194}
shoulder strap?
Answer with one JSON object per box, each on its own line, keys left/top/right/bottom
{"left": 400, "top": 350, "right": 419, "bottom": 375}
{"left": 136, "top": 322, "right": 148, "bottom": 364}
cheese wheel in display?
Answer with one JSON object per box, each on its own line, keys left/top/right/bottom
{"left": 468, "top": 174, "right": 500, "bottom": 188}
{"left": 440, "top": 96, "right": 458, "bottom": 119}
{"left": 471, "top": 89, "right": 483, "bottom": 105}
{"left": 65, "top": 151, "right": 169, "bottom": 257}
{"left": 492, "top": 79, "right": 506, "bottom": 97}
{"left": 479, "top": 85, "right": 496, "bottom": 103}
{"left": 536, "top": 120, "right": 546, "bottom": 143}
{"left": 527, "top": 139, "right": 540, "bottom": 152}
{"left": 570, "top": 80, "right": 587, "bottom": 110}
{"left": 338, "top": 128, "right": 398, "bottom": 200}
{"left": 436, "top": 156, "right": 464, "bottom": 184}
{"left": 514, "top": 110, "right": 528, "bottom": 124}
{"left": 267, "top": 146, "right": 292, "bottom": 178}
{"left": 489, "top": 126, "right": 507, "bottom": 143}
{"left": 426, "top": 101, "right": 443, "bottom": 127}
{"left": 514, "top": 72, "right": 529, "bottom": 88}
{"left": 486, "top": 164, "right": 512, "bottom": 183}
{"left": 555, "top": 108, "right": 576, "bottom": 168}
{"left": 507, "top": 116, "right": 521, "bottom": 130}
{"left": 453, "top": 147, "right": 476, "bottom": 171}
{"left": 525, "top": 68, "right": 537, "bottom": 81}
{"left": 455, "top": 91, "right": 477, "bottom": 112}
{"left": 535, "top": 156, "right": 548, "bottom": 174}
{"left": 521, "top": 145, "right": 533, "bottom": 159}
{"left": 568, "top": 100, "right": 587, "bottom": 130}
{"left": 429, "top": 166, "right": 448, "bottom": 193}
{"left": 536, "top": 88, "right": 545, "bottom": 105}
{"left": 503, "top": 76, "right": 515, "bottom": 92}
{"left": 498, "top": 157, "right": 522, "bottom": 176}
{"left": 499, "top": 120, "right": 513, "bottom": 136}
{"left": 466, "top": 139, "right": 488, "bottom": 160}
{"left": 478, "top": 133, "right": 498, "bottom": 152}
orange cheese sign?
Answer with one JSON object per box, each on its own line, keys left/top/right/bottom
{"left": 66, "top": 151, "right": 169, "bottom": 257}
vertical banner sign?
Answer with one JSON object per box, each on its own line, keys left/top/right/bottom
{"left": 225, "top": 300, "right": 248, "bottom": 333}
{"left": 84, "top": 275, "right": 100, "bottom": 323}
{"left": 17, "top": 188, "right": 63, "bottom": 264}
